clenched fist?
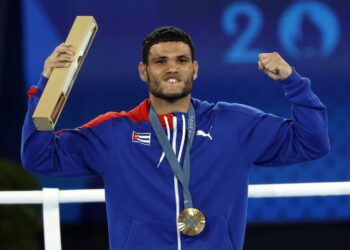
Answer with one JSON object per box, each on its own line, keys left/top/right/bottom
{"left": 43, "top": 43, "right": 75, "bottom": 78}
{"left": 258, "top": 52, "right": 292, "bottom": 80}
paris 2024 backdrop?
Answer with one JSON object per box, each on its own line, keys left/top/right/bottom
{"left": 23, "top": 0, "right": 350, "bottom": 223}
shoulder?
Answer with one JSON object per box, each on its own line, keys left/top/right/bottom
{"left": 80, "top": 99, "right": 151, "bottom": 129}
{"left": 193, "top": 98, "right": 264, "bottom": 119}
{"left": 79, "top": 111, "right": 130, "bottom": 129}
{"left": 215, "top": 102, "right": 264, "bottom": 118}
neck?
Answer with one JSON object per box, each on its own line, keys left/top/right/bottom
{"left": 150, "top": 94, "right": 191, "bottom": 115}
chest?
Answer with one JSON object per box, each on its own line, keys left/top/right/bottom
{"left": 103, "top": 114, "right": 250, "bottom": 218}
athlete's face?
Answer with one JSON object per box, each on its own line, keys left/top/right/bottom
{"left": 139, "top": 42, "right": 198, "bottom": 102}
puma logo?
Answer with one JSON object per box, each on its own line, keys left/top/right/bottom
{"left": 196, "top": 126, "right": 213, "bottom": 140}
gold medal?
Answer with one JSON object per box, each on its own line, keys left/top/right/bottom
{"left": 177, "top": 208, "right": 206, "bottom": 236}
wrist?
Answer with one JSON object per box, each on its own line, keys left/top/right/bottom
{"left": 281, "top": 66, "right": 293, "bottom": 80}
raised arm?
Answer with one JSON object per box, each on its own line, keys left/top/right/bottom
{"left": 239, "top": 52, "right": 330, "bottom": 166}
{"left": 21, "top": 44, "right": 110, "bottom": 177}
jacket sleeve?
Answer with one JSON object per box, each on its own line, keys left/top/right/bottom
{"left": 21, "top": 75, "right": 111, "bottom": 177}
{"left": 237, "top": 69, "right": 330, "bottom": 166}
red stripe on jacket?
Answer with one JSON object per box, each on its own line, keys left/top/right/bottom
{"left": 28, "top": 86, "right": 38, "bottom": 99}
{"left": 79, "top": 99, "right": 173, "bottom": 129}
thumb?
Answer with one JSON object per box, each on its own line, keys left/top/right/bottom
{"left": 259, "top": 61, "right": 280, "bottom": 80}
{"left": 263, "top": 70, "right": 280, "bottom": 80}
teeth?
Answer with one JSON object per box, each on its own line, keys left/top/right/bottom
{"left": 167, "top": 78, "right": 177, "bottom": 83}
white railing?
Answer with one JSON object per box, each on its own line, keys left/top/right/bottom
{"left": 1, "top": 182, "right": 350, "bottom": 250}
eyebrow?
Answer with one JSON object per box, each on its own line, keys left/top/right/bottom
{"left": 153, "top": 56, "right": 167, "bottom": 61}
{"left": 152, "top": 55, "right": 191, "bottom": 61}
{"left": 177, "top": 55, "right": 190, "bottom": 59}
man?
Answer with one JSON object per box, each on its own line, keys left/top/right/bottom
{"left": 22, "top": 26, "right": 330, "bottom": 250}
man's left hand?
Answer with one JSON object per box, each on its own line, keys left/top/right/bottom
{"left": 258, "top": 52, "right": 292, "bottom": 80}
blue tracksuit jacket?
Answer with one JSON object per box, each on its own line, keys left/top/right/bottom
{"left": 21, "top": 69, "right": 330, "bottom": 250}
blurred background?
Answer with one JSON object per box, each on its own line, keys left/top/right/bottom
{"left": 1, "top": 0, "right": 349, "bottom": 249}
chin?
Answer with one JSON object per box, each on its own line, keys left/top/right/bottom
{"left": 164, "top": 93, "right": 190, "bottom": 101}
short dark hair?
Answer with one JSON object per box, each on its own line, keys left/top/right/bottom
{"left": 142, "top": 26, "right": 195, "bottom": 64}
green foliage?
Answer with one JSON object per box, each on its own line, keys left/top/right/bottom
{"left": 0, "top": 158, "right": 41, "bottom": 250}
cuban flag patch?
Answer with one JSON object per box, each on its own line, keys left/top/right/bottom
{"left": 132, "top": 131, "right": 151, "bottom": 146}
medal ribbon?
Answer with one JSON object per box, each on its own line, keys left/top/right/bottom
{"left": 149, "top": 102, "right": 196, "bottom": 209}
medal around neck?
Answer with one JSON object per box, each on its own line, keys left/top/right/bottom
{"left": 178, "top": 208, "right": 206, "bottom": 236}
{"left": 149, "top": 104, "right": 206, "bottom": 236}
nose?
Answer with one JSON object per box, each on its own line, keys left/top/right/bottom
{"left": 166, "top": 60, "right": 179, "bottom": 73}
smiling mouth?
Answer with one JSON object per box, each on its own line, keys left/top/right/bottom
{"left": 166, "top": 78, "right": 181, "bottom": 84}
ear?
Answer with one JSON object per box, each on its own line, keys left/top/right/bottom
{"left": 138, "top": 62, "right": 148, "bottom": 82}
{"left": 193, "top": 61, "right": 199, "bottom": 81}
